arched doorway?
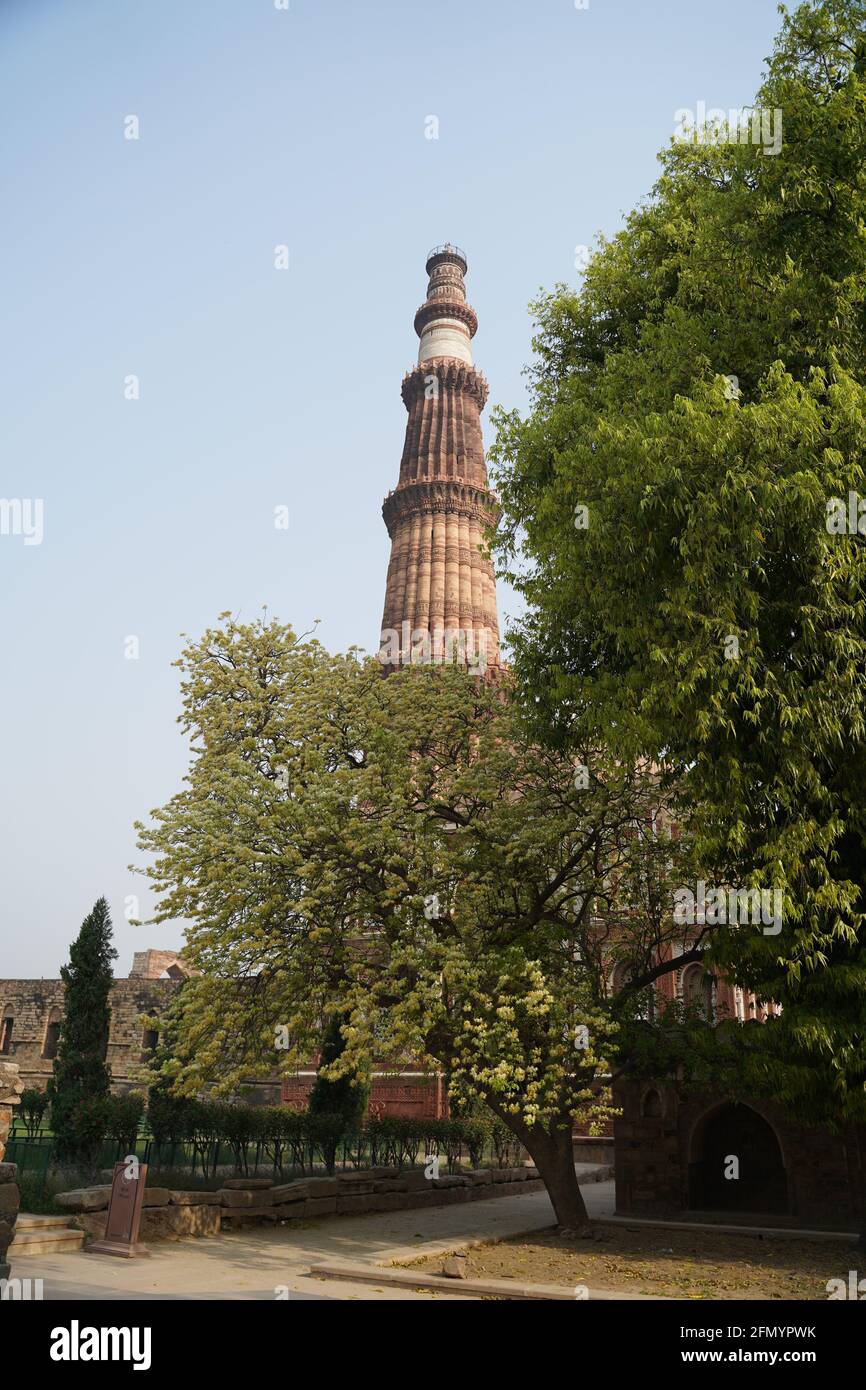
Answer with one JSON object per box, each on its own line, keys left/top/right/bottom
{"left": 688, "top": 1103, "right": 787, "bottom": 1214}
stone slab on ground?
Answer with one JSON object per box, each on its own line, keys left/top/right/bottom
{"left": 607, "top": 1213, "right": 859, "bottom": 1242}
{"left": 169, "top": 1191, "right": 222, "bottom": 1206}
{"left": 305, "top": 1196, "right": 337, "bottom": 1217}
{"left": 55, "top": 1188, "right": 112, "bottom": 1213}
{"left": 142, "top": 1188, "right": 172, "bottom": 1207}
{"left": 222, "top": 1178, "right": 274, "bottom": 1191}
{"left": 306, "top": 1178, "right": 339, "bottom": 1198}
{"left": 218, "top": 1188, "right": 273, "bottom": 1208}
{"left": 309, "top": 1258, "right": 661, "bottom": 1301}
{"left": 271, "top": 1182, "right": 309, "bottom": 1204}
{"left": 71, "top": 1204, "right": 222, "bottom": 1244}
{"left": 220, "top": 1207, "right": 279, "bottom": 1226}
{"left": 336, "top": 1194, "right": 372, "bottom": 1215}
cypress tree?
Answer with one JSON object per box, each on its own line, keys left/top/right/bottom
{"left": 48, "top": 897, "right": 117, "bottom": 1163}
{"left": 308, "top": 1013, "right": 369, "bottom": 1128}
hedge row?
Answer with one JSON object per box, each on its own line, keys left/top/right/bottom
{"left": 146, "top": 1096, "right": 525, "bottom": 1175}
{"left": 14, "top": 1090, "right": 527, "bottom": 1178}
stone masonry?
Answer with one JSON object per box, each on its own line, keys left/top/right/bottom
{"left": 0, "top": 970, "right": 178, "bottom": 1095}
{"left": 378, "top": 245, "right": 502, "bottom": 673}
{"left": 0, "top": 1060, "right": 23, "bottom": 1279}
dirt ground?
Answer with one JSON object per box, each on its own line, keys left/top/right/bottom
{"left": 401, "top": 1223, "right": 854, "bottom": 1299}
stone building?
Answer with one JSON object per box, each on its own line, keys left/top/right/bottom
{"left": 614, "top": 1079, "right": 864, "bottom": 1231}
{"left": 0, "top": 950, "right": 186, "bottom": 1096}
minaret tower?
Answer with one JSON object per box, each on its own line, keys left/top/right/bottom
{"left": 378, "top": 245, "right": 501, "bottom": 672}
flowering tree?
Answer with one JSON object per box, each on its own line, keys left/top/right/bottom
{"left": 137, "top": 614, "right": 690, "bottom": 1229}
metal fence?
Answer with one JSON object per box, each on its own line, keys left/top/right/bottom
{"left": 7, "top": 1124, "right": 525, "bottom": 1201}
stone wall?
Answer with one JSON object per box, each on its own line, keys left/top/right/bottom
{"left": 58, "top": 1166, "right": 544, "bottom": 1245}
{"left": 0, "top": 971, "right": 431, "bottom": 1112}
{"left": 0, "top": 977, "right": 179, "bottom": 1093}
{"left": 614, "top": 1079, "right": 864, "bottom": 1230}
{"left": 0, "top": 1060, "right": 23, "bottom": 1279}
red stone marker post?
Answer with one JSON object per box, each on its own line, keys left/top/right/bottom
{"left": 88, "top": 1160, "right": 150, "bottom": 1258}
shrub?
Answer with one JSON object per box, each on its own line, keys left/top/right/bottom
{"left": 17, "top": 1088, "right": 49, "bottom": 1140}
{"left": 303, "top": 1112, "right": 346, "bottom": 1175}
{"left": 104, "top": 1093, "right": 145, "bottom": 1153}
{"left": 213, "top": 1101, "right": 265, "bottom": 1175}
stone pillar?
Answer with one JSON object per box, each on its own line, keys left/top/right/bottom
{"left": 0, "top": 1060, "right": 23, "bottom": 1280}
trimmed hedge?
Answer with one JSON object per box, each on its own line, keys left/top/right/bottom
{"left": 142, "top": 1100, "right": 524, "bottom": 1176}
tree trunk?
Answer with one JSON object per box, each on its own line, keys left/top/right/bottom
{"left": 492, "top": 1109, "right": 591, "bottom": 1232}
{"left": 854, "top": 1124, "right": 866, "bottom": 1249}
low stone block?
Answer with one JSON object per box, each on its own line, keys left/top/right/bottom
{"left": 432, "top": 1174, "right": 470, "bottom": 1189}
{"left": 492, "top": 1168, "right": 513, "bottom": 1183}
{"left": 144, "top": 1205, "right": 221, "bottom": 1240}
{"left": 142, "top": 1188, "right": 172, "bottom": 1207}
{"left": 508, "top": 1167, "right": 528, "bottom": 1182}
{"left": 271, "top": 1181, "right": 309, "bottom": 1204}
{"left": 336, "top": 1179, "right": 374, "bottom": 1195}
{"left": 221, "top": 1177, "right": 274, "bottom": 1190}
{"left": 168, "top": 1190, "right": 222, "bottom": 1206}
{"left": 0, "top": 1182, "right": 20, "bottom": 1214}
{"left": 467, "top": 1168, "right": 493, "bottom": 1185}
{"left": 55, "top": 1188, "right": 111, "bottom": 1213}
{"left": 218, "top": 1188, "right": 273, "bottom": 1208}
{"left": 306, "top": 1177, "right": 339, "bottom": 1198}
{"left": 369, "top": 1192, "right": 410, "bottom": 1213}
{"left": 373, "top": 1177, "right": 409, "bottom": 1193}
{"left": 415, "top": 1188, "right": 438, "bottom": 1207}
{"left": 432, "top": 1186, "right": 470, "bottom": 1206}
{"left": 0, "top": 1163, "right": 18, "bottom": 1184}
{"left": 372, "top": 1165, "right": 401, "bottom": 1179}
{"left": 403, "top": 1169, "right": 431, "bottom": 1191}
{"left": 305, "top": 1195, "right": 338, "bottom": 1217}
{"left": 275, "top": 1201, "right": 309, "bottom": 1223}
{"left": 336, "top": 1193, "right": 372, "bottom": 1214}
{"left": 220, "top": 1207, "right": 279, "bottom": 1228}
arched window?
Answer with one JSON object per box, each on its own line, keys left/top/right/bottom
{"left": 0, "top": 1008, "right": 14, "bottom": 1055}
{"left": 642, "top": 1089, "right": 663, "bottom": 1118}
{"left": 610, "top": 961, "right": 655, "bottom": 1021}
{"left": 42, "top": 1007, "right": 62, "bottom": 1060}
{"left": 681, "top": 963, "right": 713, "bottom": 1020}
{"left": 609, "top": 961, "right": 631, "bottom": 998}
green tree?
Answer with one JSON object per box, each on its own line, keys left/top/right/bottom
{"left": 308, "top": 1013, "right": 369, "bottom": 1126}
{"left": 48, "top": 897, "right": 116, "bottom": 1164}
{"left": 137, "top": 614, "right": 692, "bottom": 1229}
{"left": 489, "top": 0, "right": 866, "bottom": 1138}
{"left": 17, "top": 1087, "right": 48, "bottom": 1141}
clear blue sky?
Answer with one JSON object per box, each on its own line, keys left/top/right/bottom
{"left": 1, "top": 0, "right": 783, "bottom": 976}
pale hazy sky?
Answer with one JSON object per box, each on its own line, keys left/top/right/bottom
{"left": 1, "top": 0, "right": 781, "bottom": 975}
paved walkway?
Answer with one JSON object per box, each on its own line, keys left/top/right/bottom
{"left": 14, "top": 1180, "right": 617, "bottom": 1302}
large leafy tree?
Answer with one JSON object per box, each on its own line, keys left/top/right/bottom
{"left": 48, "top": 897, "right": 117, "bottom": 1163}
{"left": 489, "top": 0, "right": 866, "bottom": 1125}
{"left": 137, "top": 614, "right": 692, "bottom": 1229}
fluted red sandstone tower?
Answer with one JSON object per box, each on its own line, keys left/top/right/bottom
{"left": 378, "top": 245, "right": 501, "bottom": 672}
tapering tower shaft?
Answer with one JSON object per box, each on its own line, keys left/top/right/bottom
{"left": 379, "top": 246, "right": 501, "bottom": 671}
